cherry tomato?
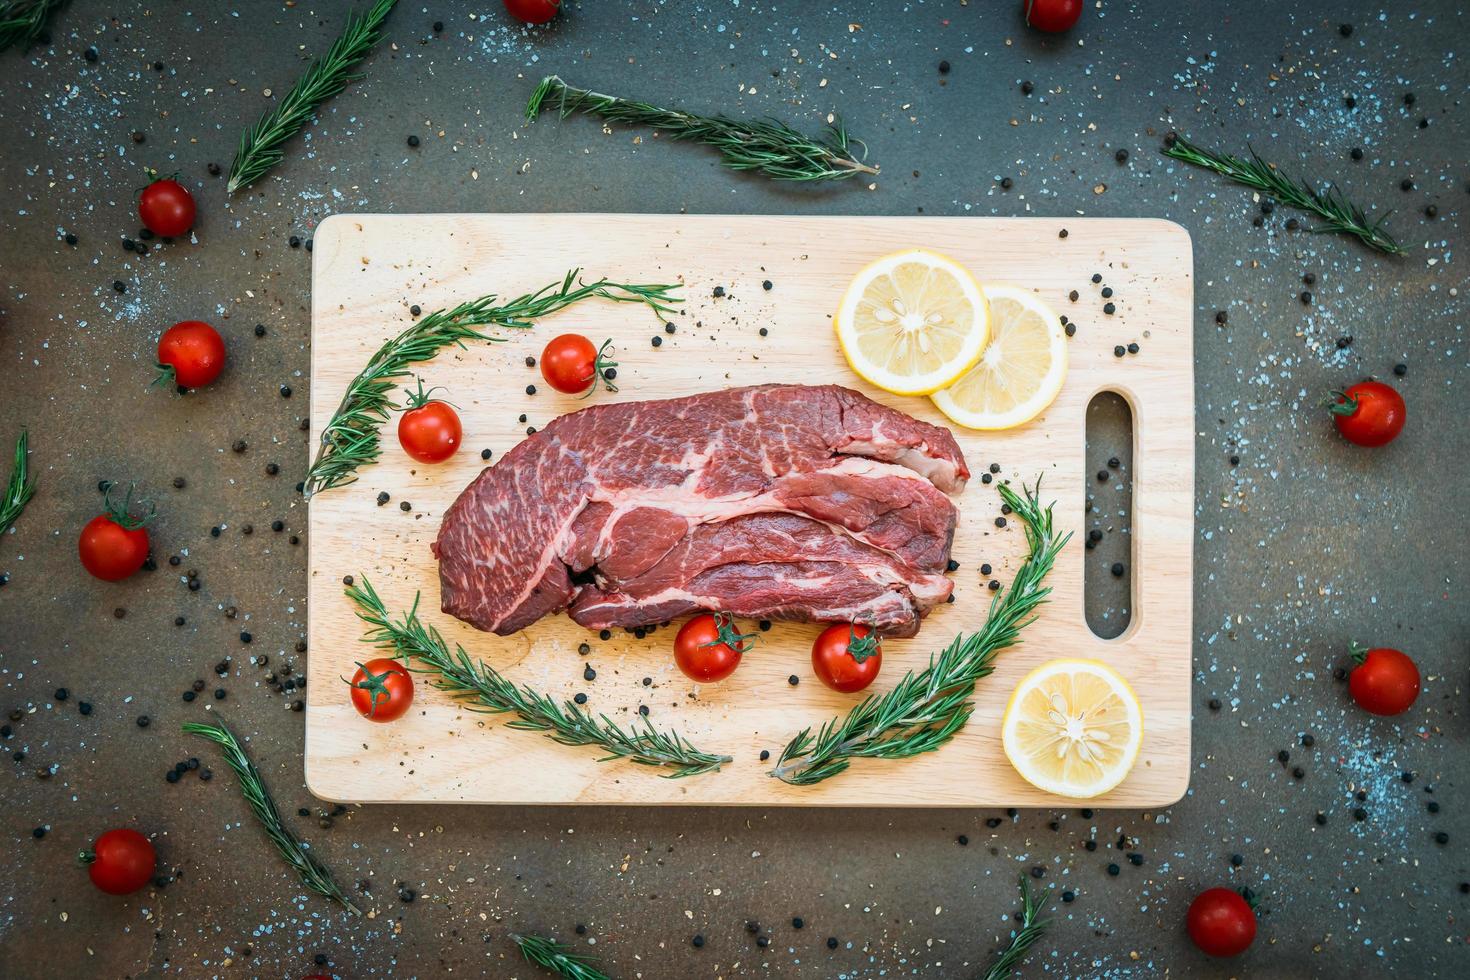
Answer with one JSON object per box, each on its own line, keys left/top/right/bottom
{"left": 156, "top": 320, "right": 226, "bottom": 388}
{"left": 540, "top": 334, "right": 617, "bottom": 396}
{"left": 673, "top": 612, "right": 754, "bottom": 683}
{"left": 347, "top": 658, "right": 415, "bottom": 722}
{"left": 1022, "top": 0, "right": 1082, "bottom": 32}
{"left": 1186, "top": 887, "right": 1256, "bottom": 957}
{"left": 397, "top": 380, "right": 461, "bottom": 463}
{"left": 78, "top": 484, "right": 153, "bottom": 581}
{"left": 1348, "top": 642, "right": 1419, "bottom": 716}
{"left": 503, "top": 0, "right": 560, "bottom": 24}
{"left": 83, "top": 828, "right": 156, "bottom": 895}
{"left": 811, "top": 624, "right": 883, "bottom": 693}
{"left": 138, "top": 177, "right": 196, "bottom": 237}
{"left": 1328, "top": 381, "right": 1405, "bottom": 447}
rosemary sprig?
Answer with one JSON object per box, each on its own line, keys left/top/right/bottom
{"left": 303, "top": 270, "right": 680, "bottom": 497}
{"left": 770, "top": 480, "right": 1068, "bottom": 786}
{"left": 228, "top": 0, "right": 397, "bottom": 192}
{"left": 0, "top": 0, "right": 67, "bottom": 53}
{"left": 1, "top": 430, "right": 35, "bottom": 536}
{"left": 526, "top": 74, "right": 878, "bottom": 183}
{"left": 1162, "top": 133, "right": 1403, "bottom": 255}
{"left": 183, "top": 719, "right": 360, "bottom": 915}
{"left": 346, "top": 577, "right": 730, "bottom": 778}
{"left": 983, "top": 875, "right": 1051, "bottom": 980}
{"left": 513, "top": 933, "right": 611, "bottom": 980}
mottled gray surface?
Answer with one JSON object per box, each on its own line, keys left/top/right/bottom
{"left": 1, "top": 2, "right": 1466, "bottom": 978}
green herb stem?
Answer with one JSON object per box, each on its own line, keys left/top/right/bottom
{"left": 983, "top": 875, "right": 1051, "bottom": 980}
{"left": 228, "top": 0, "right": 397, "bottom": 192}
{"left": 770, "top": 480, "right": 1068, "bottom": 786}
{"left": 0, "top": 0, "right": 67, "bottom": 53}
{"left": 303, "top": 270, "right": 681, "bottom": 498}
{"left": 346, "top": 577, "right": 730, "bottom": 778}
{"left": 1, "top": 429, "right": 35, "bottom": 537}
{"left": 183, "top": 719, "right": 360, "bottom": 915}
{"left": 513, "top": 933, "right": 611, "bottom": 980}
{"left": 1161, "top": 133, "right": 1403, "bottom": 255}
{"left": 526, "top": 74, "right": 878, "bottom": 182}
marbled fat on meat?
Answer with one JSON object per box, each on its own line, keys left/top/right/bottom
{"left": 432, "top": 384, "right": 969, "bottom": 638}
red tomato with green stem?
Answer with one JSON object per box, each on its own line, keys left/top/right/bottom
{"left": 81, "top": 828, "right": 156, "bottom": 895}
{"left": 78, "top": 483, "right": 154, "bottom": 581}
{"left": 540, "top": 334, "right": 618, "bottom": 396}
{"left": 811, "top": 624, "right": 883, "bottom": 693}
{"left": 397, "top": 379, "right": 461, "bottom": 463}
{"left": 156, "top": 320, "right": 226, "bottom": 389}
{"left": 1328, "top": 381, "right": 1405, "bottom": 447}
{"left": 346, "top": 658, "right": 415, "bottom": 721}
{"left": 1022, "top": 0, "right": 1082, "bottom": 33}
{"left": 1186, "top": 887, "right": 1256, "bottom": 957}
{"left": 673, "top": 612, "right": 756, "bottom": 683}
{"left": 504, "top": 0, "right": 560, "bottom": 25}
{"left": 138, "top": 176, "right": 196, "bottom": 237}
{"left": 1348, "top": 642, "right": 1419, "bottom": 716}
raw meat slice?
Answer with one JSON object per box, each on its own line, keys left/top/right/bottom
{"left": 433, "top": 384, "right": 968, "bottom": 636}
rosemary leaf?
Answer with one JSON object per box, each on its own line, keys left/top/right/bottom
{"left": 1161, "top": 133, "right": 1403, "bottom": 255}
{"left": 514, "top": 933, "right": 611, "bottom": 980}
{"left": 345, "top": 577, "right": 731, "bottom": 778}
{"left": 770, "top": 479, "right": 1069, "bottom": 786}
{"left": 1, "top": 429, "right": 35, "bottom": 537}
{"left": 526, "top": 74, "right": 878, "bottom": 183}
{"left": 983, "top": 875, "right": 1051, "bottom": 980}
{"left": 183, "top": 719, "right": 360, "bottom": 915}
{"left": 0, "top": 0, "right": 67, "bottom": 53}
{"left": 303, "top": 270, "right": 680, "bottom": 497}
{"left": 228, "top": 0, "right": 397, "bottom": 192}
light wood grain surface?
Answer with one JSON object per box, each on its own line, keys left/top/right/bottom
{"left": 306, "top": 214, "right": 1194, "bottom": 807}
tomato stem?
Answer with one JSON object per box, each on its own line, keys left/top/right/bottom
{"left": 846, "top": 624, "right": 882, "bottom": 664}
{"left": 1349, "top": 640, "right": 1369, "bottom": 666}
{"left": 579, "top": 337, "right": 620, "bottom": 399}
{"left": 103, "top": 482, "right": 155, "bottom": 531}
{"left": 402, "top": 376, "right": 451, "bottom": 411}
{"left": 700, "top": 611, "right": 759, "bottom": 653}
{"left": 77, "top": 849, "right": 96, "bottom": 866}
{"left": 1326, "top": 390, "right": 1359, "bottom": 417}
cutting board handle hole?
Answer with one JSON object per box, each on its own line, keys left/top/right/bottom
{"left": 1084, "top": 391, "right": 1133, "bottom": 639}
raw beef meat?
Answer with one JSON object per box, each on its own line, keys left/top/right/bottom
{"left": 432, "top": 384, "right": 968, "bottom": 638}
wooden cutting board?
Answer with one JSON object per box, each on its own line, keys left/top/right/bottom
{"left": 305, "top": 214, "right": 1193, "bottom": 807}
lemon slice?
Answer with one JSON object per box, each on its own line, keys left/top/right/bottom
{"left": 835, "top": 249, "right": 990, "bottom": 396}
{"left": 1001, "top": 659, "right": 1143, "bottom": 799}
{"left": 930, "top": 285, "right": 1068, "bottom": 430}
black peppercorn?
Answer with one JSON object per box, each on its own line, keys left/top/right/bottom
{"left": 1350, "top": 147, "right": 1363, "bottom": 160}
{"left": 399, "top": 501, "right": 411, "bottom": 512}
{"left": 1110, "top": 562, "right": 1125, "bottom": 577}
